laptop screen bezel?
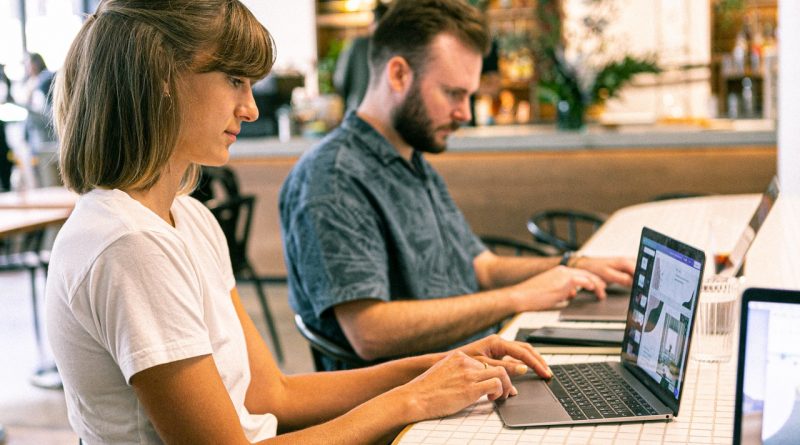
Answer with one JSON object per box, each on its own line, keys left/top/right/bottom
{"left": 620, "top": 226, "right": 706, "bottom": 415}
{"left": 732, "top": 288, "right": 800, "bottom": 445}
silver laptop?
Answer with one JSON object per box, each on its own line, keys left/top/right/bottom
{"left": 560, "top": 176, "right": 779, "bottom": 323}
{"left": 496, "top": 227, "right": 705, "bottom": 427}
{"left": 717, "top": 176, "right": 779, "bottom": 277}
{"left": 733, "top": 288, "right": 800, "bottom": 445}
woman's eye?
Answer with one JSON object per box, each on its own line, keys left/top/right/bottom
{"left": 228, "top": 76, "right": 244, "bottom": 87}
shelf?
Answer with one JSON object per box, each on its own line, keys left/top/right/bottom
{"left": 316, "top": 11, "right": 372, "bottom": 28}
{"left": 487, "top": 7, "right": 536, "bottom": 21}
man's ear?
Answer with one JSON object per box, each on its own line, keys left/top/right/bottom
{"left": 385, "top": 56, "right": 414, "bottom": 94}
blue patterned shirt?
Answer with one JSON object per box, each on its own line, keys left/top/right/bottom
{"left": 279, "top": 113, "right": 490, "bottom": 369}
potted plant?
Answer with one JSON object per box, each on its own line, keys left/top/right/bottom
{"left": 534, "top": 0, "right": 661, "bottom": 130}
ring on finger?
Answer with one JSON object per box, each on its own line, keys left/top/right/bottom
{"left": 483, "top": 362, "right": 489, "bottom": 369}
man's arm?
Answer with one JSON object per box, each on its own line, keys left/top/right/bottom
{"left": 334, "top": 265, "right": 604, "bottom": 360}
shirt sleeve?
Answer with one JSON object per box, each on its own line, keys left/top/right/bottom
{"left": 432, "top": 172, "right": 487, "bottom": 259}
{"left": 86, "top": 232, "right": 213, "bottom": 383}
{"left": 286, "top": 199, "right": 390, "bottom": 318}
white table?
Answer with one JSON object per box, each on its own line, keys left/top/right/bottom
{"left": 0, "top": 186, "right": 78, "bottom": 209}
{"left": 394, "top": 194, "right": 799, "bottom": 445}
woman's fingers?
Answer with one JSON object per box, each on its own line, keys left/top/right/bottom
{"left": 478, "top": 363, "right": 515, "bottom": 400}
{"left": 477, "top": 337, "right": 552, "bottom": 379}
{"left": 473, "top": 376, "right": 504, "bottom": 401}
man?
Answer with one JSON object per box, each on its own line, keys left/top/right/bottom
{"left": 280, "top": 0, "right": 634, "bottom": 370}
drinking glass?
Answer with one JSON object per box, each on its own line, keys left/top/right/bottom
{"left": 692, "top": 276, "right": 740, "bottom": 362}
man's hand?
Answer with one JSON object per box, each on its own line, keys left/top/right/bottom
{"left": 571, "top": 256, "right": 635, "bottom": 289}
{"left": 507, "top": 265, "right": 605, "bottom": 312}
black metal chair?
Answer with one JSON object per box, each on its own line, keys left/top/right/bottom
{"left": 191, "top": 166, "right": 240, "bottom": 205}
{"left": 649, "top": 192, "right": 710, "bottom": 202}
{"left": 1, "top": 231, "right": 46, "bottom": 355}
{"left": 294, "top": 314, "right": 373, "bottom": 371}
{"left": 526, "top": 209, "right": 607, "bottom": 253}
{"left": 479, "top": 235, "right": 551, "bottom": 256}
{"left": 207, "top": 194, "right": 284, "bottom": 363}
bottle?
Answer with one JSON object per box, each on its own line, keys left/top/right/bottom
{"left": 732, "top": 32, "right": 747, "bottom": 75}
{"left": 741, "top": 77, "right": 754, "bottom": 118}
{"left": 727, "top": 92, "right": 739, "bottom": 119}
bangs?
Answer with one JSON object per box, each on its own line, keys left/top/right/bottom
{"left": 200, "top": 1, "right": 275, "bottom": 80}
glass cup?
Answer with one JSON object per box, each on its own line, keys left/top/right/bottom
{"left": 692, "top": 276, "right": 740, "bottom": 363}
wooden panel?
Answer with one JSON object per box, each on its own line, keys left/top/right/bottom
{"left": 231, "top": 146, "right": 776, "bottom": 277}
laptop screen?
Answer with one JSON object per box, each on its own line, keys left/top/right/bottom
{"left": 734, "top": 289, "right": 800, "bottom": 445}
{"left": 717, "top": 176, "right": 780, "bottom": 277}
{"left": 621, "top": 227, "right": 705, "bottom": 413}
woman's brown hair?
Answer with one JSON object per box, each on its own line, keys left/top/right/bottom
{"left": 55, "top": 0, "right": 275, "bottom": 194}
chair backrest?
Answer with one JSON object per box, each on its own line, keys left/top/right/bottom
{"left": 479, "top": 235, "right": 551, "bottom": 257}
{"left": 0, "top": 230, "right": 45, "bottom": 270}
{"left": 207, "top": 195, "right": 256, "bottom": 275}
{"left": 192, "top": 166, "right": 241, "bottom": 205}
{"left": 649, "top": 192, "right": 710, "bottom": 202}
{"left": 526, "top": 209, "right": 606, "bottom": 253}
{"left": 293, "top": 314, "right": 372, "bottom": 371}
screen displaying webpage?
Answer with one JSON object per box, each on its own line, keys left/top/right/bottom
{"left": 622, "top": 237, "right": 702, "bottom": 401}
{"left": 740, "top": 301, "right": 800, "bottom": 445}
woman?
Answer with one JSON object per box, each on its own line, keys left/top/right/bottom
{"left": 46, "top": 1, "right": 552, "bottom": 443}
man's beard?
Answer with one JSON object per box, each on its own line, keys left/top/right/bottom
{"left": 391, "top": 83, "right": 460, "bottom": 154}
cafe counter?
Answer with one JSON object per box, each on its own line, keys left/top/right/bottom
{"left": 230, "top": 119, "right": 776, "bottom": 158}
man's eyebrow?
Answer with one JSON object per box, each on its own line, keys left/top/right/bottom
{"left": 442, "top": 85, "right": 469, "bottom": 94}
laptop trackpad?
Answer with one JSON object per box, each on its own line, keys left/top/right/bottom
{"left": 495, "top": 373, "right": 570, "bottom": 427}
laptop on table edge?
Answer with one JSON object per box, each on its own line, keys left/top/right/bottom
{"left": 560, "top": 176, "right": 780, "bottom": 323}
{"left": 496, "top": 227, "right": 705, "bottom": 428}
{"left": 733, "top": 288, "right": 800, "bottom": 445}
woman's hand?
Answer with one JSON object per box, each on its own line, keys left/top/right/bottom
{"left": 393, "top": 335, "right": 554, "bottom": 423}
{"left": 396, "top": 350, "right": 514, "bottom": 422}
{"left": 456, "top": 334, "right": 552, "bottom": 379}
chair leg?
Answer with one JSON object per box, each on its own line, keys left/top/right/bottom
{"left": 28, "top": 266, "right": 46, "bottom": 370}
{"left": 251, "top": 278, "right": 284, "bottom": 364}
{"left": 311, "top": 348, "right": 326, "bottom": 372}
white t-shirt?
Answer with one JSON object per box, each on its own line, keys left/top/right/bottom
{"left": 45, "top": 189, "right": 277, "bottom": 444}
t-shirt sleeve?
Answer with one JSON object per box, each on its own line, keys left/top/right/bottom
{"left": 286, "top": 199, "right": 390, "bottom": 318}
{"left": 86, "top": 232, "right": 213, "bottom": 383}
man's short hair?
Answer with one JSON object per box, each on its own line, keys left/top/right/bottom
{"left": 369, "top": 0, "right": 489, "bottom": 79}
{"left": 55, "top": 0, "right": 275, "bottom": 195}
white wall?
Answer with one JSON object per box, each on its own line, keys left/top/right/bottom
{"left": 778, "top": 0, "right": 799, "bottom": 195}
{"left": 562, "top": 0, "right": 711, "bottom": 121}
{"left": 241, "top": 0, "right": 317, "bottom": 94}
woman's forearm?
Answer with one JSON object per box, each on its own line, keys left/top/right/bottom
{"left": 273, "top": 353, "right": 442, "bottom": 432}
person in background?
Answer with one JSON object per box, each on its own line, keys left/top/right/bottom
{"left": 332, "top": 2, "right": 388, "bottom": 114}
{"left": 280, "top": 0, "right": 635, "bottom": 371}
{"left": 46, "top": 1, "right": 551, "bottom": 443}
{"left": 0, "top": 64, "right": 13, "bottom": 190}
{"left": 22, "top": 53, "right": 56, "bottom": 149}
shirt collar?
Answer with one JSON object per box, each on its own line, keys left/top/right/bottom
{"left": 342, "top": 111, "right": 430, "bottom": 179}
{"left": 342, "top": 112, "right": 406, "bottom": 165}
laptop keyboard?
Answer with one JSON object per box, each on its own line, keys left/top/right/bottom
{"left": 548, "top": 363, "right": 660, "bottom": 420}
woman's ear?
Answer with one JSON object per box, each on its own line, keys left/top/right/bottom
{"left": 385, "top": 56, "right": 414, "bottom": 94}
